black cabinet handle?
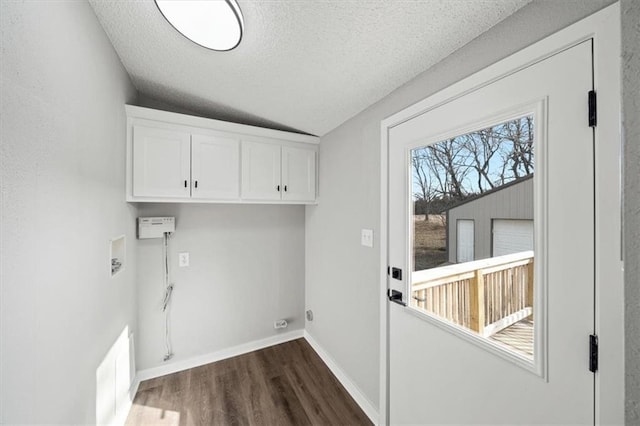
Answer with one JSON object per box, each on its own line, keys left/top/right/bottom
{"left": 277, "top": 185, "right": 280, "bottom": 192}
{"left": 195, "top": 180, "right": 198, "bottom": 189}
{"left": 284, "top": 185, "right": 288, "bottom": 192}
{"left": 184, "top": 180, "right": 187, "bottom": 188}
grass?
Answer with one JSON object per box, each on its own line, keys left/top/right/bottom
{"left": 413, "top": 214, "right": 448, "bottom": 271}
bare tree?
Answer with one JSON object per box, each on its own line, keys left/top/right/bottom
{"left": 412, "top": 148, "right": 433, "bottom": 201}
{"left": 426, "top": 138, "right": 471, "bottom": 198}
{"left": 462, "top": 128, "right": 502, "bottom": 193}
{"left": 411, "top": 115, "right": 534, "bottom": 216}
{"left": 498, "top": 116, "right": 534, "bottom": 179}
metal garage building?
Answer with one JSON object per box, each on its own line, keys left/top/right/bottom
{"left": 447, "top": 175, "right": 533, "bottom": 264}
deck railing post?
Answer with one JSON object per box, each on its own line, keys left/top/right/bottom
{"left": 526, "top": 261, "right": 534, "bottom": 320}
{"left": 469, "top": 269, "right": 485, "bottom": 336}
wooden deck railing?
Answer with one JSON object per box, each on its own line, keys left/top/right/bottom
{"left": 412, "top": 251, "right": 534, "bottom": 337}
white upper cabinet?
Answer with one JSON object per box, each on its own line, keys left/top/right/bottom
{"left": 241, "top": 141, "right": 282, "bottom": 200}
{"left": 126, "top": 105, "right": 318, "bottom": 204}
{"left": 241, "top": 141, "right": 317, "bottom": 202}
{"left": 132, "top": 126, "right": 191, "bottom": 198}
{"left": 191, "top": 134, "right": 240, "bottom": 200}
{"left": 282, "top": 146, "right": 316, "bottom": 202}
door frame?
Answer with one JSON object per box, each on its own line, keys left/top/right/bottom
{"left": 379, "top": 3, "right": 623, "bottom": 425}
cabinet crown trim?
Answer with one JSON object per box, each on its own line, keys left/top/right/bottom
{"left": 125, "top": 105, "right": 319, "bottom": 145}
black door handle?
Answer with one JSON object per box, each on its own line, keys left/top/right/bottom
{"left": 387, "top": 289, "right": 406, "bottom": 306}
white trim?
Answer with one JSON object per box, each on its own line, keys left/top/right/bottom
{"left": 379, "top": 115, "right": 390, "bottom": 426}
{"left": 591, "top": 3, "right": 624, "bottom": 423}
{"left": 113, "top": 378, "right": 140, "bottom": 426}
{"left": 303, "top": 331, "right": 379, "bottom": 425}
{"left": 127, "top": 196, "right": 318, "bottom": 205}
{"left": 380, "top": 3, "right": 622, "bottom": 425}
{"left": 397, "top": 103, "right": 546, "bottom": 378}
{"left": 126, "top": 105, "right": 319, "bottom": 145}
{"left": 402, "top": 306, "right": 537, "bottom": 373}
{"left": 136, "top": 329, "right": 304, "bottom": 382}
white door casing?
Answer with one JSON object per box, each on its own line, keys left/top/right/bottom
{"left": 388, "top": 41, "right": 593, "bottom": 424}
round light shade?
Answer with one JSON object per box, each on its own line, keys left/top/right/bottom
{"left": 155, "top": 0, "right": 244, "bottom": 51}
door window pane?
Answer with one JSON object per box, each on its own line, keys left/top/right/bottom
{"left": 411, "top": 115, "right": 535, "bottom": 360}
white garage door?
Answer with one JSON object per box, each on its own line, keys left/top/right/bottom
{"left": 492, "top": 219, "right": 534, "bottom": 256}
{"left": 456, "top": 219, "right": 474, "bottom": 263}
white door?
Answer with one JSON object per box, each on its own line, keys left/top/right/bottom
{"left": 493, "top": 219, "right": 534, "bottom": 257}
{"left": 191, "top": 134, "right": 240, "bottom": 200}
{"left": 281, "top": 146, "right": 316, "bottom": 202}
{"left": 388, "top": 41, "right": 594, "bottom": 424}
{"left": 456, "top": 219, "right": 474, "bottom": 263}
{"left": 132, "top": 126, "right": 191, "bottom": 198}
{"left": 240, "top": 140, "right": 281, "bottom": 200}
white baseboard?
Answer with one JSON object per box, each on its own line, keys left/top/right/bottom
{"left": 136, "top": 329, "right": 304, "bottom": 382}
{"left": 303, "top": 331, "right": 379, "bottom": 425}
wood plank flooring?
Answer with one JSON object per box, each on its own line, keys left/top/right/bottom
{"left": 126, "top": 338, "right": 372, "bottom": 426}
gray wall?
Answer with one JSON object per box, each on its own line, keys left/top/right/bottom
{"left": 622, "top": 1, "right": 640, "bottom": 423}
{"left": 448, "top": 178, "right": 533, "bottom": 263}
{"left": 0, "top": 1, "right": 137, "bottom": 423}
{"left": 305, "top": 0, "right": 615, "bottom": 412}
{"left": 135, "top": 204, "right": 305, "bottom": 371}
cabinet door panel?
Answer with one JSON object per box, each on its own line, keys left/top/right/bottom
{"left": 132, "top": 126, "right": 191, "bottom": 198}
{"left": 241, "top": 141, "right": 281, "bottom": 200}
{"left": 282, "top": 146, "right": 316, "bottom": 202}
{"left": 192, "top": 135, "right": 240, "bottom": 200}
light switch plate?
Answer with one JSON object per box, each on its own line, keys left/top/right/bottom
{"left": 361, "top": 229, "right": 374, "bottom": 247}
{"left": 178, "top": 252, "right": 189, "bottom": 267}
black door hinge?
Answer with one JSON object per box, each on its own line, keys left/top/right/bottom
{"left": 387, "top": 289, "right": 406, "bottom": 306}
{"left": 589, "top": 334, "right": 598, "bottom": 373}
{"left": 588, "top": 90, "right": 597, "bottom": 127}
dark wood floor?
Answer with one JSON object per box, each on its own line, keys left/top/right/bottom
{"left": 126, "top": 338, "right": 372, "bottom": 426}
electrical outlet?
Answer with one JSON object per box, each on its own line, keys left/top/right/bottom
{"left": 274, "top": 319, "right": 288, "bottom": 329}
{"left": 361, "top": 229, "right": 374, "bottom": 247}
{"left": 178, "top": 252, "right": 189, "bottom": 267}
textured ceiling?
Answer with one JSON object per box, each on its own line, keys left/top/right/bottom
{"left": 89, "top": 0, "right": 530, "bottom": 136}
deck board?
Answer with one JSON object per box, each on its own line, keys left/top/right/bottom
{"left": 490, "top": 319, "right": 534, "bottom": 358}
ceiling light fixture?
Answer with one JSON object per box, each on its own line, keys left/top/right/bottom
{"left": 155, "top": 0, "right": 244, "bottom": 51}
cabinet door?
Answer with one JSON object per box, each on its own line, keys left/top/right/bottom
{"left": 241, "top": 141, "right": 281, "bottom": 200}
{"left": 282, "top": 146, "right": 316, "bottom": 202}
{"left": 191, "top": 134, "right": 240, "bottom": 200}
{"left": 132, "top": 126, "right": 191, "bottom": 198}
